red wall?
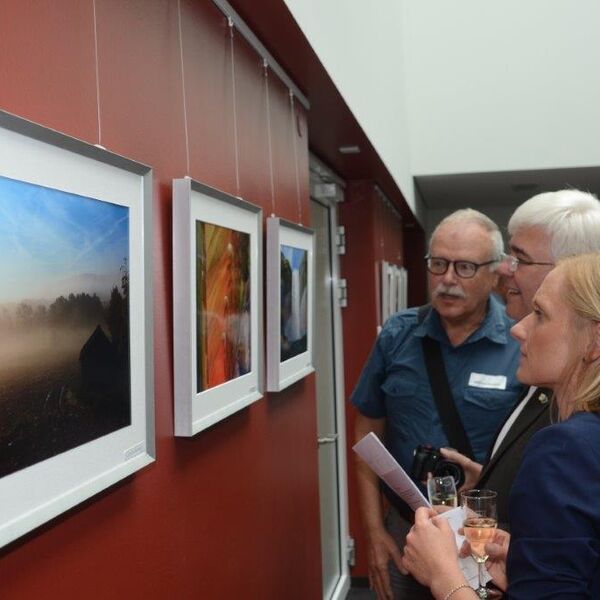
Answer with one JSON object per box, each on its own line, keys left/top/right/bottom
{"left": 0, "top": 1, "right": 320, "bottom": 598}
{"left": 339, "top": 181, "right": 408, "bottom": 578}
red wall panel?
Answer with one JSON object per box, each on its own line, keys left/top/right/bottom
{"left": 0, "top": 0, "right": 98, "bottom": 141}
{"left": 339, "top": 182, "right": 377, "bottom": 579}
{"left": 340, "top": 181, "right": 409, "bottom": 578}
{"left": 181, "top": 0, "right": 236, "bottom": 192}
{"left": 269, "top": 75, "right": 303, "bottom": 224}
{"left": 234, "top": 35, "right": 272, "bottom": 208}
{"left": 0, "top": 1, "right": 320, "bottom": 598}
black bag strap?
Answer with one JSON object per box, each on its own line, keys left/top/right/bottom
{"left": 382, "top": 305, "right": 475, "bottom": 519}
{"left": 418, "top": 304, "right": 475, "bottom": 460}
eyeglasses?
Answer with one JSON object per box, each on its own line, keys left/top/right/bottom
{"left": 502, "top": 254, "right": 554, "bottom": 273}
{"left": 424, "top": 256, "right": 498, "bottom": 279}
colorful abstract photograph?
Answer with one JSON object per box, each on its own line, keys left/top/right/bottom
{"left": 280, "top": 245, "right": 308, "bottom": 362}
{"left": 196, "top": 222, "right": 251, "bottom": 393}
{"left": 0, "top": 175, "right": 131, "bottom": 479}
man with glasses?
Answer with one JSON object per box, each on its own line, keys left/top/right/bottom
{"left": 352, "top": 209, "right": 523, "bottom": 600}
{"left": 441, "top": 189, "right": 600, "bottom": 532}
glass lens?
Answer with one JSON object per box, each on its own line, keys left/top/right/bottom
{"left": 455, "top": 261, "right": 476, "bottom": 278}
{"left": 428, "top": 258, "right": 448, "bottom": 274}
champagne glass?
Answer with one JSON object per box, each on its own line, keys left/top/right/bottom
{"left": 461, "top": 489, "right": 497, "bottom": 599}
{"left": 427, "top": 475, "right": 458, "bottom": 510}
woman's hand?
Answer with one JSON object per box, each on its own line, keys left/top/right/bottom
{"left": 402, "top": 507, "right": 467, "bottom": 597}
{"left": 459, "top": 528, "right": 510, "bottom": 591}
{"left": 485, "top": 529, "right": 510, "bottom": 591}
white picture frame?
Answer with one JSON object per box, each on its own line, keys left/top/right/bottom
{"left": 380, "top": 260, "right": 390, "bottom": 327}
{"left": 380, "top": 262, "right": 408, "bottom": 328}
{"left": 0, "top": 110, "right": 154, "bottom": 549}
{"left": 388, "top": 264, "right": 398, "bottom": 318}
{"left": 397, "top": 266, "right": 408, "bottom": 312}
{"left": 173, "top": 178, "right": 263, "bottom": 436}
{"left": 266, "top": 217, "right": 315, "bottom": 392}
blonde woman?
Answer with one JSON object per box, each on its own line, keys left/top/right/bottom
{"left": 402, "top": 252, "right": 600, "bottom": 599}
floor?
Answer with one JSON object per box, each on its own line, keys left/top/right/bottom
{"left": 345, "top": 586, "right": 376, "bottom": 599}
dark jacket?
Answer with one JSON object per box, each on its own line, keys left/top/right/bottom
{"left": 478, "top": 386, "right": 552, "bottom": 529}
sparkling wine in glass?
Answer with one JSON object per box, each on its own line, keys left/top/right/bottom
{"left": 461, "top": 489, "right": 497, "bottom": 599}
{"left": 427, "top": 475, "right": 458, "bottom": 510}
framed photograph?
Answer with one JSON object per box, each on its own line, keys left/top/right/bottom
{"left": 173, "top": 178, "right": 263, "bottom": 436}
{"left": 266, "top": 217, "right": 315, "bottom": 392}
{"left": 0, "top": 110, "right": 154, "bottom": 549}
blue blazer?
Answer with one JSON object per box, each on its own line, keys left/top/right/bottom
{"left": 507, "top": 411, "right": 600, "bottom": 598}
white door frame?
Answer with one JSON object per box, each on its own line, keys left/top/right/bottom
{"left": 310, "top": 155, "right": 350, "bottom": 600}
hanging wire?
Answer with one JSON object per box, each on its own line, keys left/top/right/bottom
{"left": 264, "top": 60, "right": 276, "bottom": 216}
{"left": 289, "top": 90, "right": 302, "bottom": 224}
{"left": 228, "top": 17, "right": 241, "bottom": 196}
{"left": 177, "top": 0, "right": 191, "bottom": 175}
{"left": 92, "top": 0, "right": 104, "bottom": 148}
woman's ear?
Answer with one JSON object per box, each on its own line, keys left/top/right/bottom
{"left": 586, "top": 322, "right": 600, "bottom": 363}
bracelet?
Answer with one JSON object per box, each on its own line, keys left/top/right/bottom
{"left": 442, "top": 583, "right": 472, "bottom": 600}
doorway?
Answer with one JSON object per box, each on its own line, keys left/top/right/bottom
{"left": 310, "top": 178, "right": 349, "bottom": 600}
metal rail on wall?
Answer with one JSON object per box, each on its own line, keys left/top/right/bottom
{"left": 211, "top": 0, "right": 310, "bottom": 110}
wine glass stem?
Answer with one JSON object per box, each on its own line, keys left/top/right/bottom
{"left": 477, "top": 562, "right": 487, "bottom": 598}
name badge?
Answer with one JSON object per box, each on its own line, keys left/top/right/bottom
{"left": 468, "top": 372, "right": 507, "bottom": 390}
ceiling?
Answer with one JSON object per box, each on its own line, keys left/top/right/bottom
{"left": 226, "top": 1, "right": 600, "bottom": 229}
{"left": 227, "top": 0, "right": 420, "bottom": 228}
{"left": 416, "top": 165, "right": 600, "bottom": 210}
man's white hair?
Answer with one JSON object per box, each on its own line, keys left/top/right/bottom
{"left": 508, "top": 189, "right": 600, "bottom": 260}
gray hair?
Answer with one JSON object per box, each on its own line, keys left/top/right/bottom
{"left": 430, "top": 208, "right": 504, "bottom": 270}
{"left": 509, "top": 189, "right": 600, "bottom": 260}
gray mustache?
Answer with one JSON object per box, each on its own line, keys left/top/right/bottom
{"left": 433, "top": 284, "right": 467, "bottom": 299}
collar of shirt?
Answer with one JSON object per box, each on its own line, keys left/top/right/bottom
{"left": 413, "top": 296, "right": 512, "bottom": 347}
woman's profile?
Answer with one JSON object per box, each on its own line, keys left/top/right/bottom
{"left": 402, "top": 252, "right": 600, "bottom": 599}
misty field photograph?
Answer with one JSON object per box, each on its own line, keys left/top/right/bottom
{"left": 195, "top": 221, "right": 251, "bottom": 393}
{"left": 0, "top": 175, "right": 131, "bottom": 479}
{"left": 280, "top": 244, "right": 308, "bottom": 362}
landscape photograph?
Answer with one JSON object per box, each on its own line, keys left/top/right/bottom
{"left": 280, "top": 244, "right": 308, "bottom": 362}
{"left": 0, "top": 175, "right": 131, "bottom": 479}
{"left": 195, "top": 221, "right": 251, "bottom": 393}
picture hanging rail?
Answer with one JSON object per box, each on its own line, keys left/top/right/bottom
{"left": 0, "top": 110, "right": 155, "bottom": 549}
{"left": 266, "top": 217, "right": 315, "bottom": 392}
{"left": 173, "top": 178, "right": 263, "bottom": 436}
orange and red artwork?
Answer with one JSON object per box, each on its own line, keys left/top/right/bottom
{"left": 196, "top": 222, "right": 251, "bottom": 392}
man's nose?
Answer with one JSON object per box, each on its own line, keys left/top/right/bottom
{"left": 496, "top": 259, "right": 512, "bottom": 278}
{"left": 442, "top": 263, "right": 458, "bottom": 283}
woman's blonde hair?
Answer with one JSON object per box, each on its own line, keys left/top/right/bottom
{"left": 560, "top": 253, "right": 600, "bottom": 413}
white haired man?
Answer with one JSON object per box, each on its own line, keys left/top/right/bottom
{"left": 442, "top": 189, "right": 600, "bottom": 530}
